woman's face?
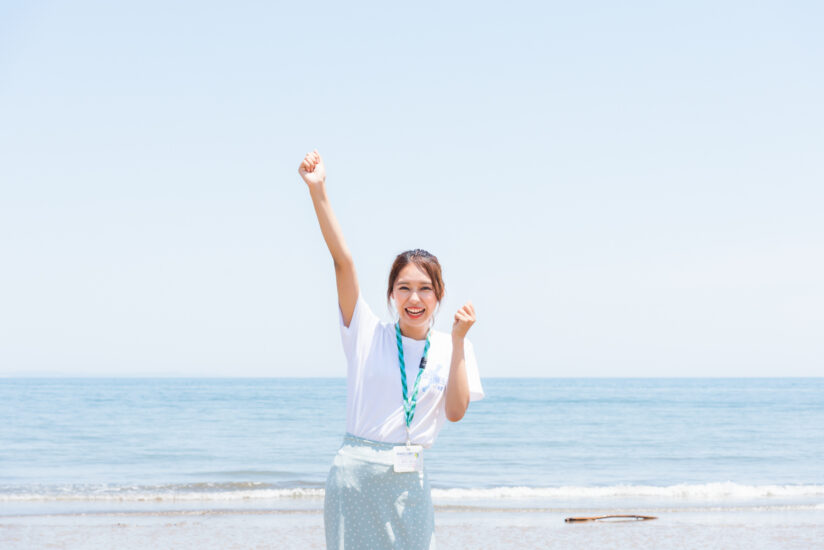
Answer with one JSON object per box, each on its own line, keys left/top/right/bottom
{"left": 391, "top": 263, "right": 439, "bottom": 331}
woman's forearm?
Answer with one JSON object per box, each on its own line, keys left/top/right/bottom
{"left": 445, "top": 337, "right": 470, "bottom": 422}
{"left": 300, "top": 150, "right": 359, "bottom": 326}
{"left": 309, "top": 184, "right": 353, "bottom": 268}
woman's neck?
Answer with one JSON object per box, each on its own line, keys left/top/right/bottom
{"left": 398, "top": 321, "right": 429, "bottom": 341}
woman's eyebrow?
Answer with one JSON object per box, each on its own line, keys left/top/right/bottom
{"left": 396, "top": 280, "right": 433, "bottom": 285}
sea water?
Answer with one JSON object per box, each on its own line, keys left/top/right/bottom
{"left": 1, "top": 378, "right": 822, "bottom": 516}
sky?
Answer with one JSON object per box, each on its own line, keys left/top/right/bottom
{"left": 1, "top": 1, "right": 822, "bottom": 377}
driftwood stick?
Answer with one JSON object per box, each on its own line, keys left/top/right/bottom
{"left": 565, "top": 514, "right": 658, "bottom": 523}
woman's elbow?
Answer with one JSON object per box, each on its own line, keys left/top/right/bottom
{"left": 446, "top": 402, "right": 469, "bottom": 423}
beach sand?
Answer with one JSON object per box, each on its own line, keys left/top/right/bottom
{"left": 2, "top": 505, "right": 823, "bottom": 549}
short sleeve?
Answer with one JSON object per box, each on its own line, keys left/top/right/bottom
{"left": 339, "top": 293, "right": 380, "bottom": 371}
{"left": 465, "top": 339, "right": 485, "bottom": 401}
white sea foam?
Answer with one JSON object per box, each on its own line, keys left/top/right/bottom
{"left": 431, "top": 483, "right": 824, "bottom": 500}
{"left": 1, "top": 482, "right": 823, "bottom": 502}
{"left": 0, "top": 487, "right": 325, "bottom": 502}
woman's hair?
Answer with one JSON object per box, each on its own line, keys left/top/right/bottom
{"left": 386, "top": 249, "right": 445, "bottom": 307}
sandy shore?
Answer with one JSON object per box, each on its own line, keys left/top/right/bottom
{"left": 2, "top": 506, "right": 823, "bottom": 549}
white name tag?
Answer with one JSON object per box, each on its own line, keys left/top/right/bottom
{"left": 393, "top": 445, "right": 424, "bottom": 473}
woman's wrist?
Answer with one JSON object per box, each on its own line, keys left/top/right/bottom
{"left": 451, "top": 334, "right": 465, "bottom": 350}
{"left": 308, "top": 180, "right": 327, "bottom": 198}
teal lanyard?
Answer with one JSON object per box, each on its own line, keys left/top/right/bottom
{"left": 395, "top": 323, "right": 431, "bottom": 443}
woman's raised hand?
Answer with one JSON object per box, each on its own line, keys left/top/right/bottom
{"left": 298, "top": 149, "right": 326, "bottom": 188}
{"left": 452, "top": 301, "right": 476, "bottom": 340}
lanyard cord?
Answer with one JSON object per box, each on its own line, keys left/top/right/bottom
{"left": 395, "top": 323, "right": 431, "bottom": 441}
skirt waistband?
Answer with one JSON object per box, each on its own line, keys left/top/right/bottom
{"left": 342, "top": 432, "right": 399, "bottom": 451}
{"left": 336, "top": 433, "right": 427, "bottom": 470}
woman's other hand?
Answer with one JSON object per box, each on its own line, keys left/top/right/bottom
{"left": 452, "top": 301, "right": 476, "bottom": 340}
{"left": 298, "top": 149, "right": 326, "bottom": 188}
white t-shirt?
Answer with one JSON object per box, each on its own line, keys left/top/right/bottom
{"left": 339, "top": 293, "right": 484, "bottom": 449}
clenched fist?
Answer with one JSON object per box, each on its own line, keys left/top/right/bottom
{"left": 452, "top": 301, "right": 476, "bottom": 340}
{"left": 298, "top": 149, "right": 326, "bottom": 188}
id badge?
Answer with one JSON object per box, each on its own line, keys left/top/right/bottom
{"left": 393, "top": 445, "right": 424, "bottom": 473}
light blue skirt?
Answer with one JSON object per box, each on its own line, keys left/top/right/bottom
{"left": 324, "top": 433, "right": 436, "bottom": 550}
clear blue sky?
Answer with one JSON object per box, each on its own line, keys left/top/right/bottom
{"left": 1, "top": 1, "right": 821, "bottom": 377}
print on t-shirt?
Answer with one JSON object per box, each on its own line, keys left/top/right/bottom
{"left": 419, "top": 367, "right": 447, "bottom": 394}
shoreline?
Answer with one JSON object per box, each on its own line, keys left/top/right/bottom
{"left": 2, "top": 487, "right": 822, "bottom": 519}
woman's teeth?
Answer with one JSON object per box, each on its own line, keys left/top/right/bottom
{"left": 406, "top": 308, "right": 425, "bottom": 318}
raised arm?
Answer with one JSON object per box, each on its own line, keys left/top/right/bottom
{"left": 298, "top": 149, "right": 359, "bottom": 327}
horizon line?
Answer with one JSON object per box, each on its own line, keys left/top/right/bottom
{"left": 2, "top": 375, "right": 822, "bottom": 380}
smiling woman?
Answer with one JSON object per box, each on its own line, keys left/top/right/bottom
{"left": 298, "top": 149, "right": 485, "bottom": 550}
{"left": 387, "top": 249, "right": 444, "bottom": 336}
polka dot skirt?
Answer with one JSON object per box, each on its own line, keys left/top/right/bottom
{"left": 324, "top": 433, "right": 436, "bottom": 550}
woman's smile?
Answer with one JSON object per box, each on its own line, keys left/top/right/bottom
{"left": 405, "top": 307, "right": 425, "bottom": 319}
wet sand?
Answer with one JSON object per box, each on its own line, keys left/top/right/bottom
{"left": 2, "top": 506, "right": 823, "bottom": 549}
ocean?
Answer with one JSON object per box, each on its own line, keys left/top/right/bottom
{"left": 2, "top": 377, "right": 823, "bottom": 518}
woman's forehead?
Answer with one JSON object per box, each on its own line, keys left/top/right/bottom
{"left": 396, "top": 263, "right": 431, "bottom": 284}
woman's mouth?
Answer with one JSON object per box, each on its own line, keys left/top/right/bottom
{"left": 405, "top": 307, "right": 425, "bottom": 319}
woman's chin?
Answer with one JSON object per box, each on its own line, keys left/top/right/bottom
{"left": 405, "top": 317, "right": 433, "bottom": 330}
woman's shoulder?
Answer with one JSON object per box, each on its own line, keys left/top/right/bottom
{"left": 431, "top": 328, "right": 472, "bottom": 342}
{"left": 429, "top": 329, "right": 474, "bottom": 351}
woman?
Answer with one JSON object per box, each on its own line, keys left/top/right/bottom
{"left": 298, "top": 149, "right": 484, "bottom": 550}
